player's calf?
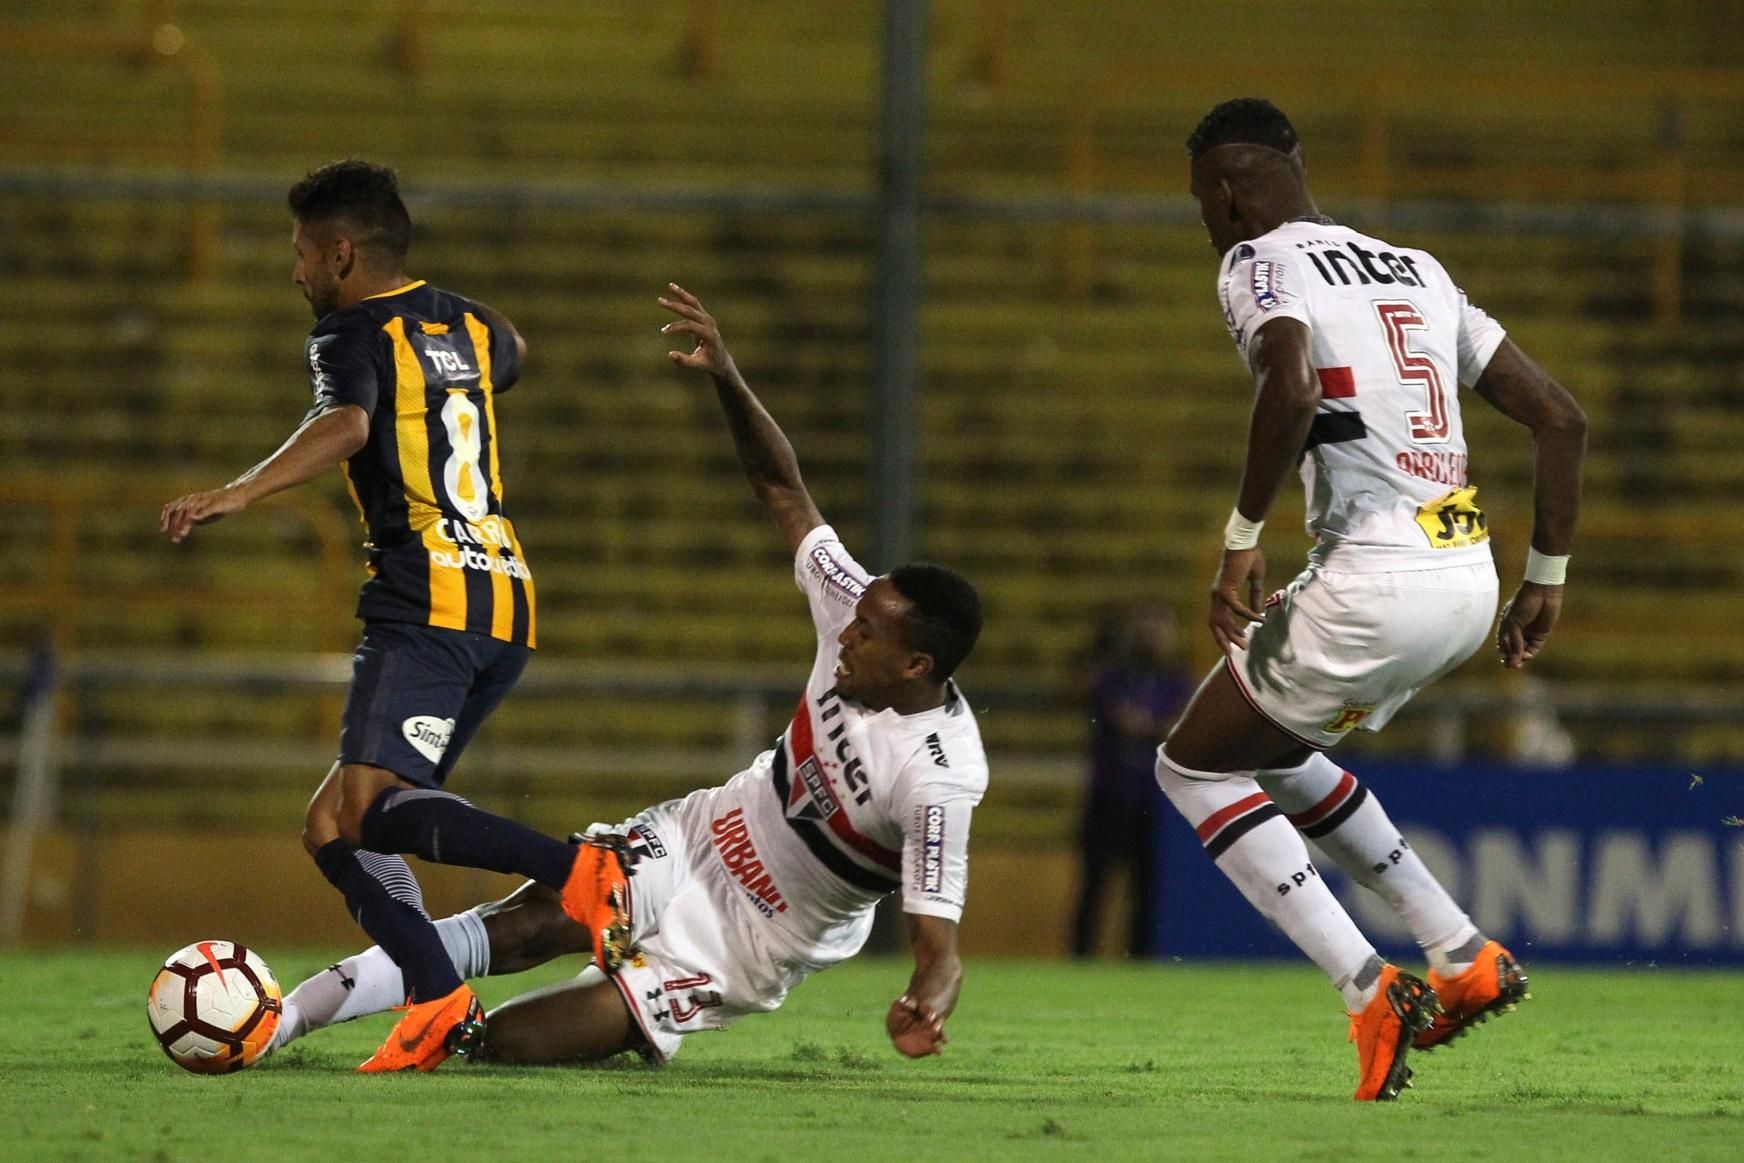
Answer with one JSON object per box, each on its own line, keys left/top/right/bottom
{"left": 474, "top": 881, "right": 591, "bottom": 974}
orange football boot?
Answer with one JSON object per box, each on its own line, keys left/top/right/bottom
{"left": 1349, "top": 964, "right": 1441, "bottom": 1101}
{"left": 559, "top": 835, "right": 633, "bottom": 974}
{"left": 356, "top": 983, "right": 485, "bottom": 1074}
{"left": 1415, "top": 940, "right": 1530, "bottom": 1050}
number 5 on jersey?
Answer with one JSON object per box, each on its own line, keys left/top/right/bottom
{"left": 1375, "top": 301, "right": 1449, "bottom": 444}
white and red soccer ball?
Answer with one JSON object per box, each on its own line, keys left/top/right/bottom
{"left": 146, "top": 940, "right": 282, "bottom": 1074}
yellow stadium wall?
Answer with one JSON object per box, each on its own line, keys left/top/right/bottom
{"left": 0, "top": 831, "right": 1100, "bottom": 960}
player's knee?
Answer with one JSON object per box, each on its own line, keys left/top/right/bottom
{"left": 334, "top": 764, "right": 402, "bottom": 848}
{"left": 302, "top": 800, "right": 339, "bottom": 857}
{"left": 1156, "top": 750, "right": 1276, "bottom": 839}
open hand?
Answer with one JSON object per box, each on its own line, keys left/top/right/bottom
{"left": 160, "top": 486, "right": 249, "bottom": 543}
{"left": 1209, "top": 546, "right": 1267, "bottom": 653}
{"left": 659, "top": 283, "right": 735, "bottom": 378}
{"left": 885, "top": 994, "right": 947, "bottom": 1058}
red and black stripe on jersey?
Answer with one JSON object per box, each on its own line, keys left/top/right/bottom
{"left": 309, "top": 281, "right": 536, "bottom": 646}
{"left": 768, "top": 692, "right": 902, "bottom": 894}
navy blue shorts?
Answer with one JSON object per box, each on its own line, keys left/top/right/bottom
{"left": 338, "top": 620, "right": 531, "bottom": 787}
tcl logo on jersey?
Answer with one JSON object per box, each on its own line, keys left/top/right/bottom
{"left": 424, "top": 347, "right": 476, "bottom": 378}
{"left": 402, "top": 715, "right": 455, "bottom": 763}
{"left": 710, "top": 809, "right": 787, "bottom": 916}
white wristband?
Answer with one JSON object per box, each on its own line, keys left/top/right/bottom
{"left": 1224, "top": 508, "right": 1265, "bottom": 551}
{"left": 1524, "top": 547, "right": 1569, "bottom": 586}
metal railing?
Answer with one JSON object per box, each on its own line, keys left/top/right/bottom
{"left": 4, "top": 645, "right": 1741, "bottom": 943}
{"left": 0, "top": 476, "right": 356, "bottom": 656}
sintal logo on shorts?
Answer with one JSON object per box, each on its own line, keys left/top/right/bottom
{"left": 402, "top": 715, "right": 456, "bottom": 763}
{"left": 1325, "top": 702, "right": 1376, "bottom": 734}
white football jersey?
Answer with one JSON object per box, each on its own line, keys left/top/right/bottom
{"left": 683, "top": 524, "right": 988, "bottom": 967}
{"left": 1218, "top": 220, "right": 1508, "bottom": 572}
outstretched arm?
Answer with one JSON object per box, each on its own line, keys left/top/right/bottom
{"left": 885, "top": 912, "right": 962, "bottom": 1058}
{"left": 159, "top": 404, "right": 369, "bottom": 543}
{"left": 1209, "top": 315, "right": 1320, "bottom": 654}
{"left": 1472, "top": 340, "right": 1587, "bottom": 669}
{"left": 661, "top": 283, "right": 823, "bottom": 554}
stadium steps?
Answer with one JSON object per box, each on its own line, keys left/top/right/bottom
{"left": 7, "top": 0, "right": 1744, "bottom": 769}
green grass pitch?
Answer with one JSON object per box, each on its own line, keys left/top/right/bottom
{"left": 2, "top": 950, "right": 1740, "bottom": 1162}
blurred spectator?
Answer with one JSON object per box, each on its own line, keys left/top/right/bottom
{"left": 1070, "top": 602, "right": 1194, "bottom": 958}
{"left": 1504, "top": 674, "right": 1577, "bottom": 767}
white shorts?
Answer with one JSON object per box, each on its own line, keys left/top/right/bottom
{"left": 1226, "top": 561, "right": 1498, "bottom": 749}
{"left": 582, "top": 792, "right": 816, "bottom": 1064}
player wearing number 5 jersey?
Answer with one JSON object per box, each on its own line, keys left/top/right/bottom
{"left": 160, "top": 161, "right": 632, "bottom": 1075}
{"left": 1156, "top": 101, "right": 1586, "bottom": 1101}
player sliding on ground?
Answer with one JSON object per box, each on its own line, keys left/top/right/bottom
{"left": 1159, "top": 100, "right": 1586, "bottom": 1100}
{"left": 268, "top": 285, "right": 988, "bottom": 1066}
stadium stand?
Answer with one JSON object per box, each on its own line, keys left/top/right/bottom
{"left": 3, "top": 0, "right": 1744, "bottom": 842}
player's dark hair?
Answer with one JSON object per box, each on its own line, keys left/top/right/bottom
{"left": 888, "top": 563, "right": 983, "bottom": 681}
{"left": 287, "top": 159, "right": 412, "bottom": 264}
{"left": 1187, "top": 98, "right": 1300, "bottom": 160}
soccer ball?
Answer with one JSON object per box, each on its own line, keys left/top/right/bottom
{"left": 146, "top": 940, "right": 283, "bottom": 1074}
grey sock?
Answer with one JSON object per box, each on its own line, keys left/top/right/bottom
{"left": 1351, "top": 954, "right": 1386, "bottom": 992}
{"left": 1443, "top": 933, "right": 1488, "bottom": 966}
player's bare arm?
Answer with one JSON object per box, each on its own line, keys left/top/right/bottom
{"left": 472, "top": 299, "right": 528, "bottom": 364}
{"left": 661, "top": 282, "right": 824, "bottom": 553}
{"left": 159, "top": 404, "right": 370, "bottom": 543}
{"left": 886, "top": 912, "right": 961, "bottom": 1058}
{"left": 1211, "top": 315, "right": 1320, "bottom": 653}
{"left": 1472, "top": 340, "right": 1587, "bottom": 669}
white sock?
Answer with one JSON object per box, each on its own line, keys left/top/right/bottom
{"left": 1157, "top": 749, "right": 1379, "bottom": 1009}
{"left": 1257, "top": 753, "right": 1480, "bottom": 974}
{"left": 270, "top": 909, "right": 491, "bottom": 1052}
